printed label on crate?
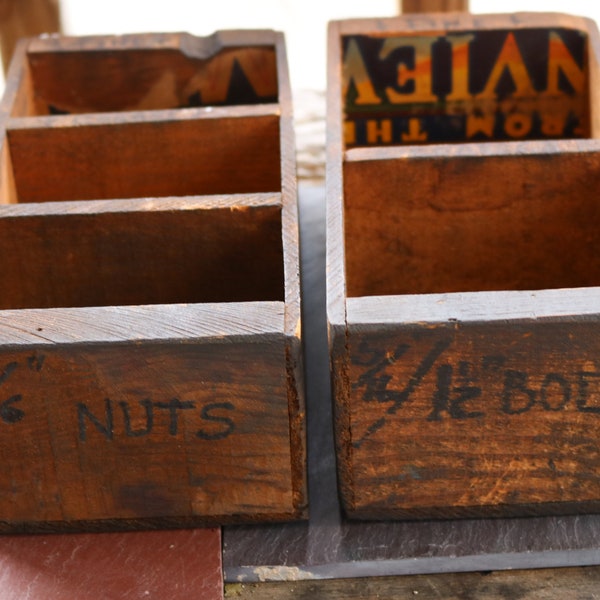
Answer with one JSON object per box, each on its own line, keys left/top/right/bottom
{"left": 342, "top": 28, "right": 589, "bottom": 147}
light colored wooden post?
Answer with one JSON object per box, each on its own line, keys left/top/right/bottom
{"left": 401, "top": 0, "right": 469, "bottom": 13}
{"left": 0, "top": 0, "right": 61, "bottom": 73}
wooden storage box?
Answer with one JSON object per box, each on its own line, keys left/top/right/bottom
{"left": 327, "top": 12, "right": 600, "bottom": 519}
{"left": 0, "top": 31, "right": 305, "bottom": 531}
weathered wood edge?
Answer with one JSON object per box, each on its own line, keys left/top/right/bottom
{"left": 25, "top": 29, "right": 281, "bottom": 59}
{"left": 345, "top": 138, "right": 600, "bottom": 165}
{"left": 0, "top": 508, "right": 303, "bottom": 535}
{"left": 347, "top": 499, "right": 600, "bottom": 521}
{"left": 6, "top": 102, "right": 280, "bottom": 131}
{"left": 277, "top": 30, "right": 300, "bottom": 337}
{"left": 0, "top": 37, "right": 27, "bottom": 120}
{"left": 588, "top": 13, "right": 600, "bottom": 136}
{"left": 0, "top": 192, "right": 281, "bottom": 217}
{"left": 326, "top": 20, "right": 346, "bottom": 331}
{"left": 0, "top": 302, "right": 285, "bottom": 346}
{"left": 347, "top": 288, "right": 600, "bottom": 327}
{"left": 275, "top": 30, "right": 307, "bottom": 518}
{"left": 333, "top": 11, "right": 598, "bottom": 36}
{"left": 326, "top": 20, "right": 355, "bottom": 512}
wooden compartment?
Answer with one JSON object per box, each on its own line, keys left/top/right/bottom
{"left": 327, "top": 12, "right": 600, "bottom": 519}
{"left": 0, "top": 31, "right": 305, "bottom": 531}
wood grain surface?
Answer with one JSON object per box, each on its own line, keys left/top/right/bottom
{"left": 327, "top": 13, "right": 600, "bottom": 519}
{"left": 344, "top": 316, "right": 600, "bottom": 518}
{"left": 0, "top": 305, "right": 300, "bottom": 530}
{"left": 0, "top": 31, "right": 305, "bottom": 530}
{"left": 343, "top": 143, "right": 600, "bottom": 297}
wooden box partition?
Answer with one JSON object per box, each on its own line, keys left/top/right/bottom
{"left": 0, "top": 31, "right": 306, "bottom": 531}
{"left": 327, "top": 12, "right": 600, "bottom": 519}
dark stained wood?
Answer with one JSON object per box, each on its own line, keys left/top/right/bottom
{"left": 327, "top": 13, "right": 600, "bottom": 520}
{"left": 345, "top": 304, "right": 600, "bottom": 518}
{"left": 0, "top": 0, "right": 61, "bottom": 74}
{"left": 6, "top": 108, "right": 281, "bottom": 202}
{"left": 0, "top": 310, "right": 296, "bottom": 528}
{"left": 0, "top": 195, "right": 283, "bottom": 309}
{"left": 402, "top": 0, "right": 469, "bottom": 12}
{"left": 0, "top": 31, "right": 305, "bottom": 531}
{"left": 343, "top": 144, "right": 600, "bottom": 297}
{"left": 224, "top": 566, "right": 600, "bottom": 599}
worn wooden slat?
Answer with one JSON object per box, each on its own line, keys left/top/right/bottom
{"left": 0, "top": 302, "right": 284, "bottom": 345}
{"left": 345, "top": 317, "right": 600, "bottom": 519}
{"left": 224, "top": 566, "right": 600, "bottom": 599}
{"left": 0, "top": 191, "right": 281, "bottom": 215}
{"left": 24, "top": 46, "right": 277, "bottom": 116}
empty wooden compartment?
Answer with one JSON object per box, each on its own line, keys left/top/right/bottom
{"left": 327, "top": 12, "right": 600, "bottom": 519}
{"left": 0, "top": 31, "right": 305, "bottom": 531}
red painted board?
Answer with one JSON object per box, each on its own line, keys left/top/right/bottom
{"left": 0, "top": 528, "right": 223, "bottom": 599}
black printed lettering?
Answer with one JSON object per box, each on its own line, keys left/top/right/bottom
{"left": 428, "top": 363, "right": 483, "bottom": 421}
{"left": 153, "top": 399, "right": 195, "bottom": 435}
{"left": 540, "top": 373, "right": 570, "bottom": 411}
{"left": 501, "top": 370, "right": 537, "bottom": 415}
{"left": 576, "top": 371, "right": 600, "bottom": 413}
{"left": 120, "top": 399, "right": 154, "bottom": 437}
{"left": 78, "top": 399, "right": 114, "bottom": 441}
{"left": 0, "top": 395, "right": 24, "bottom": 424}
{"left": 196, "top": 402, "right": 236, "bottom": 440}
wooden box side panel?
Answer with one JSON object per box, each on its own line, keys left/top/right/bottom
{"left": 0, "top": 201, "right": 284, "bottom": 310}
{"left": 5, "top": 110, "right": 281, "bottom": 203}
{"left": 0, "top": 331, "right": 300, "bottom": 527}
{"left": 12, "top": 31, "right": 280, "bottom": 117}
{"left": 343, "top": 146, "right": 600, "bottom": 298}
{"left": 340, "top": 316, "right": 600, "bottom": 519}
